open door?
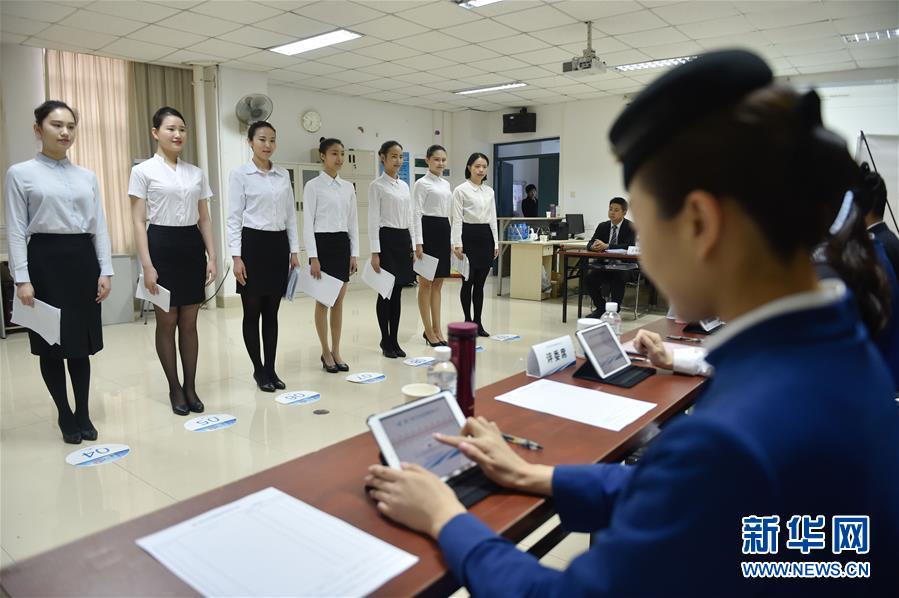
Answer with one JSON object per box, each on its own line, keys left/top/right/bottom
{"left": 497, "top": 161, "right": 514, "bottom": 217}
{"left": 538, "top": 155, "right": 559, "bottom": 215}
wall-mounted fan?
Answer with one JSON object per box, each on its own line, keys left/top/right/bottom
{"left": 235, "top": 94, "right": 273, "bottom": 126}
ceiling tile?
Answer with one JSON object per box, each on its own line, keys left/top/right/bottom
{"left": 481, "top": 91, "right": 527, "bottom": 104}
{"left": 424, "top": 78, "right": 468, "bottom": 91}
{"left": 294, "top": 0, "right": 385, "bottom": 26}
{"left": 156, "top": 48, "right": 223, "bottom": 66}
{"left": 848, "top": 41, "right": 899, "bottom": 61}
{"left": 34, "top": 24, "right": 117, "bottom": 49}
{"left": 464, "top": 0, "right": 541, "bottom": 17}
{"left": 253, "top": 11, "right": 333, "bottom": 37}
{"left": 735, "top": 1, "right": 818, "bottom": 13}
{"left": 100, "top": 36, "right": 173, "bottom": 61}
{"left": 399, "top": 1, "right": 482, "bottom": 28}
{"left": 285, "top": 60, "right": 340, "bottom": 75}
{"left": 397, "top": 85, "right": 437, "bottom": 97}
{"left": 393, "top": 53, "right": 455, "bottom": 70}
{"left": 438, "top": 63, "right": 488, "bottom": 79}
{"left": 0, "top": 31, "right": 27, "bottom": 43}
{"left": 501, "top": 65, "right": 557, "bottom": 80}
{"left": 363, "top": 41, "right": 417, "bottom": 61}
{"left": 218, "top": 26, "right": 296, "bottom": 49}
{"left": 442, "top": 19, "right": 518, "bottom": 44}
{"left": 598, "top": 48, "right": 651, "bottom": 66}
{"left": 479, "top": 33, "right": 551, "bottom": 55}
{"left": 481, "top": 55, "right": 532, "bottom": 72}
{"left": 559, "top": 36, "right": 629, "bottom": 56}
{"left": 148, "top": 1, "right": 204, "bottom": 8}
{"left": 774, "top": 36, "right": 846, "bottom": 57}
{"left": 796, "top": 61, "right": 857, "bottom": 74}
{"left": 788, "top": 49, "right": 852, "bottom": 66}
{"left": 513, "top": 87, "right": 559, "bottom": 99}
{"left": 325, "top": 68, "right": 382, "bottom": 83}
{"left": 363, "top": 76, "right": 412, "bottom": 90}
{"left": 832, "top": 12, "right": 899, "bottom": 34}
{"left": 85, "top": 1, "right": 180, "bottom": 23}
{"left": 492, "top": 5, "right": 578, "bottom": 32}
{"left": 594, "top": 76, "right": 642, "bottom": 90}
{"left": 855, "top": 57, "right": 899, "bottom": 68}
{"left": 640, "top": 40, "right": 703, "bottom": 60}
{"left": 362, "top": 90, "right": 405, "bottom": 102}
{"left": 21, "top": 36, "right": 90, "bottom": 53}
{"left": 155, "top": 11, "right": 242, "bottom": 37}
{"left": 336, "top": 35, "right": 383, "bottom": 50}
{"left": 330, "top": 82, "right": 378, "bottom": 95}
{"left": 316, "top": 51, "right": 382, "bottom": 68}
{"left": 440, "top": 43, "right": 500, "bottom": 63}
{"left": 527, "top": 74, "right": 572, "bottom": 88}
{"left": 0, "top": 1, "right": 76, "bottom": 22}
{"left": 268, "top": 68, "right": 316, "bottom": 82}
{"left": 221, "top": 60, "right": 273, "bottom": 72}
{"left": 394, "top": 30, "right": 468, "bottom": 52}
{"left": 513, "top": 46, "right": 573, "bottom": 66}
{"left": 698, "top": 31, "right": 775, "bottom": 52}
{"left": 365, "top": 1, "right": 440, "bottom": 14}
{"left": 240, "top": 50, "right": 307, "bottom": 69}
{"left": 257, "top": 1, "right": 315, "bottom": 10}
{"left": 554, "top": 1, "right": 642, "bottom": 21}
{"left": 594, "top": 9, "right": 667, "bottom": 35}
{"left": 393, "top": 70, "right": 446, "bottom": 85}
{"left": 532, "top": 22, "right": 592, "bottom": 46}
{"left": 189, "top": 1, "right": 284, "bottom": 24}
{"left": 763, "top": 22, "right": 838, "bottom": 44}
{"left": 744, "top": 4, "right": 830, "bottom": 29}
{"left": 677, "top": 15, "right": 756, "bottom": 39}
{"left": 358, "top": 61, "right": 415, "bottom": 76}
{"left": 302, "top": 76, "right": 348, "bottom": 89}
{"left": 128, "top": 24, "right": 207, "bottom": 49}
{"left": 457, "top": 72, "right": 510, "bottom": 86}
{"left": 0, "top": 15, "right": 51, "bottom": 36}
{"left": 352, "top": 15, "right": 428, "bottom": 40}
{"left": 616, "top": 26, "right": 688, "bottom": 47}
{"left": 651, "top": 1, "right": 739, "bottom": 25}
{"left": 555, "top": 82, "right": 596, "bottom": 94}
{"left": 58, "top": 9, "right": 144, "bottom": 35}
{"left": 187, "top": 38, "right": 258, "bottom": 60}
{"left": 821, "top": 1, "right": 898, "bottom": 19}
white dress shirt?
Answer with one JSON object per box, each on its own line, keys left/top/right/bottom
{"left": 451, "top": 180, "right": 499, "bottom": 249}
{"left": 671, "top": 347, "right": 714, "bottom": 377}
{"left": 368, "top": 173, "right": 414, "bottom": 253}
{"left": 303, "top": 171, "right": 359, "bottom": 258}
{"left": 227, "top": 161, "right": 299, "bottom": 256}
{"left": 412, "top": 171, "right": 452, "bottom": 245}
{"left": 5, "top": 153, "right": 114, "bottom": 283}
{"left": 608, "top": 220, "right": 623, "bottom": 244}
{"left": 128, "top": 154, "right": 212, "bottom": 226}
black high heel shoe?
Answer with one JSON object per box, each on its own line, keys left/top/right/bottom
{"left": 422, "top": 332, "right": 440, "bottom": 347}
{"left": 380, "top": 340, "right": 398, "bottom": 359}
{"left": 393, "top": 341, "right": 407, "bottom": 358}
{"left": 58, "top": 416, "right": 82, "bottom": 444}
{"left": 185, "top": 390, "right": 205, "bottom": 413}
{"left": 476, "top": 324, "right": 490, "bottom": 337}
{"left": 169, "top": 390, "right": 190, "bottom": 416}
{"left": 269, "top": 372, "right": 286, "bottom": 390}
{"left": 78, "top": 420, "right": 98, "bottom": 441}
{"left": 321, "top": 355, "right": 339, "bottom": 373}
{"left": 254, "top": 372, "right": 276, "bottom": 392}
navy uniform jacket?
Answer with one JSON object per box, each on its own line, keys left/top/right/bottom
{"left": 438, "top": 284, "right": 899, "bottom": 595}
{"left": 870, "top": 221, "right": 899, "bottom": 276}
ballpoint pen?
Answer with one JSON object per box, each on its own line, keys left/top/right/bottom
{"left": 666, "top": 335, "right": 703, "bottom": 344}
{"left": 502, "top": 433, "right": 543, "bottom": 451}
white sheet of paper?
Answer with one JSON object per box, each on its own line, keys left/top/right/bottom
{"left": 11, "top": 295, "right": 61, "bottom": 345}
{"left": 136, "top": 487, "right": 418, "bottom": 598}
{"left": 284, "top": 267, "right": 300, "bottom": 300}
{"left": 135, "top": 276, "right": 171, "bottom": 312}
{"left": 412, "top": 252, "right": 439, "bottom": 281}
{"left": 297, "top": 268, "right": 343, "bottom": 307}
{"left": 362, "top": 261, "right": 395, "bottom": 299}
{"left": 495, "top": 379, "right": 656, "bottom": 432}
{"left": 451, "top": 254, "right": 470, "bottom": 280}
{"left": 620, "top": 340, "right": 681, "bottom": 355}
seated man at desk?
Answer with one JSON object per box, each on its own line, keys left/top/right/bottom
{"left": 585, "top": 197, "right": 636, "bottom": 315}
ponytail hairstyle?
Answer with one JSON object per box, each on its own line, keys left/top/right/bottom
{"left": 152, "top": 106, "right": 185, "bottom": 129}
{"left": 638, "top": 85, "right": 890, "bottom": 336}
{"left": 378, "top": 140, "right": 402, "bottom": 157}
{"left": 247, "top": 120, "right": 275, "bottom": 141}
{"left": 319, "top": 137, "right": 343, "bottom": 156}
{"left": 34, "top": 100, "right": 77, "bottom": 126}
{"left": 426, "top": 144, "right": 446, "bottom": 158}
{"left": 464, "top": 152, "right": 489, "bottom": 181}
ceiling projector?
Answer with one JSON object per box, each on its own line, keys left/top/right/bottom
{"left": 562, "top": 21, "right": 608, "bottom": 76}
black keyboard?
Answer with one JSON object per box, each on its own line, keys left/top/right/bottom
{"left": 447, "top": 466, "right": 498, "bottom": 508}
{"left": 573, "top": 361, "right": 655, "bottom": 388}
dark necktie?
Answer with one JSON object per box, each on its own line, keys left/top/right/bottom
{"left": 610, "top": 224, "right": 618, "bottom": 246}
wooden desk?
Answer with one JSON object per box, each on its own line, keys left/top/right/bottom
{"left": 502, "top": 240, "right": 588, "bottom": 301}
{"left": 495, "top": 217, "right": 563, "bottom": 296}
{"left": 559, "top": 249, "right": 642, "bottom": 322}
{"left": 0, "top": 321, "right": 705, "bottom": 597}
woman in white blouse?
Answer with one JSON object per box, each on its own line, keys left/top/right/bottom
{"left": 228, "top": 121, "right": 299, "bottom": 391}
{"left": 452, "top": 152, "right": 499, "bottom": 337}
{"left": 303, "top": 138, "right": 359, "bottom": 373}
{"left": 5, "top": 100, "right": 113, "bottom": 444}
{"left": 129, "top": 106, "right": 216, "bottom": 416}
{"left": 412, "top": 145, "right": 451, "bottom": 347}
{"left": 369, "top": 141, "right": 416, "bottom": 358}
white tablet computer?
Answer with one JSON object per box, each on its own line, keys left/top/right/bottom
{"left": 367, "top": 391, "right": 475, "bottom": 482}
{"left": 575, "top": 322, "right": 632, "bottom": 379}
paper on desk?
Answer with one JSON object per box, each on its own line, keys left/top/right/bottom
{"left": 412, "top": 252, "right": 439, "bottom": 281}
{"left": 11, "top": 295, "right": 60, "bottom": 345}
{"left": 136, "top": 487, "right": 418, "bottom": 598}
{"left": 362, "top": 261, "right": 395, "bottom": 299}
{"left": 495, "top": 379, "right": 655, "bottom": 432}
{"left": 296, "top": 268, "right": 343, "bottom": 307}
{"left": 605, "top": 248, "right": 628, "bottom": 254}
{"left": 451, "top": 254, "right": 470, "bottom": 280}
{"left": 135, "top": 276, "right": 171, "bottom": 312}
{"left": 620, "top": 340, "right": 681, "bottom": 356}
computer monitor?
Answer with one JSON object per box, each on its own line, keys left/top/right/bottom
{"left": 566, "top": 213, "right": 584, "bottom": 237}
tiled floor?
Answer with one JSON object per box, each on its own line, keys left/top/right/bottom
{"left": 0, "top": 276, "right": 661, "bottom": 583}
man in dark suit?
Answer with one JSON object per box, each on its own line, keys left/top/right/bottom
{"left": 863, "top": 168, "right": 899, "bottom": 275}
{"left": 585, "top": 197, "right": 637, "bottom": 316}
{"left": 521, "top": 184, "right": 538, "bottom": 217}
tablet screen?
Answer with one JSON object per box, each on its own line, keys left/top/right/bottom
{"left": 582, "top": 323, "right": 629, "bottom": 376}
{"left": 379, "top": 397, "right": 472, "bottom": 479}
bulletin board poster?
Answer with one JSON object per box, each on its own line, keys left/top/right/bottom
{"left": 379, "top": 151, "right": 412, "bottom": 186}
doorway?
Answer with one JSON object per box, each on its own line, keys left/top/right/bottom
{"left": 493, "top": 138, "right": 560, "bottom": 218}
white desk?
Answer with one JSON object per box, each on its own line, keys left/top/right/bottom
{"left": 503, "top": 239, "right": 587, "bottom": 301}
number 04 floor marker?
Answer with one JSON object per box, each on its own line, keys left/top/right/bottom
{"left": 66, "top": 443, "right": 131, "bottom": 467}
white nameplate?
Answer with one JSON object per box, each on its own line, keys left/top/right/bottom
{"left": 526, "top": 335, "right": 576, "bottom": 378}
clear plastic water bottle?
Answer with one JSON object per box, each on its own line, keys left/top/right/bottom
{"left": 600, "top": 302, "right": 622, "bottom": 336}
{"left": 427, "top": 346, "right": 457, "bottom": 394}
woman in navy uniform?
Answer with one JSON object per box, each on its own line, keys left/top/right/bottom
{"left": 5, "top": 100, "right": 113, "bottom": 444}
{"left": 366, "top": 50, "right": 899, "bottom": 594}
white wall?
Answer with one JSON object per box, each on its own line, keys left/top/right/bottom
{"left": 0, "top": 44, "right": 45, "bottom": 228}
{"left": 510, "top": 158, "right": 539, "bottom": 190}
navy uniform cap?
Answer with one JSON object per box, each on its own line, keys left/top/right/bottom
{"left": 609, "top": 49, "right": 773, "bottom": 188}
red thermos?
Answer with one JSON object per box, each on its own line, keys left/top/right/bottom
{"left": 447, "top": 322, "right": 477, "bottom": 417}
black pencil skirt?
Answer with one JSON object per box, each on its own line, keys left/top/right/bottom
{"left": 147, "top": 224, "right": 206, "bottom": 306}
{"left": 421, "top": 215, "right": 451, "bottom": 279}
{"left": 462, "top": 223, "right": 495, "bottom": 269}
{"left": 378, "top": 227, "right": 415, "bottom": 286}
{"left": 237, "top": 227, "right": 290, "bottom": 296}
{"left": 311, "top": 232, "right": 351, "bottom": 283}
{"left": 27, "top": 233, "right": 102, "bottom": 358}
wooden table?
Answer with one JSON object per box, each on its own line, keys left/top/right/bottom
{"left": 559, "top": 248, "right": 642, "bottom": 322}
{"left": 501, "top": 239, "right": 588, "bottom": 301}
{"left": 0, "top": 321, "right": 706, "bottom": 597}
{"left": 495, "top": 217, "right": 562, "bottom": 296}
